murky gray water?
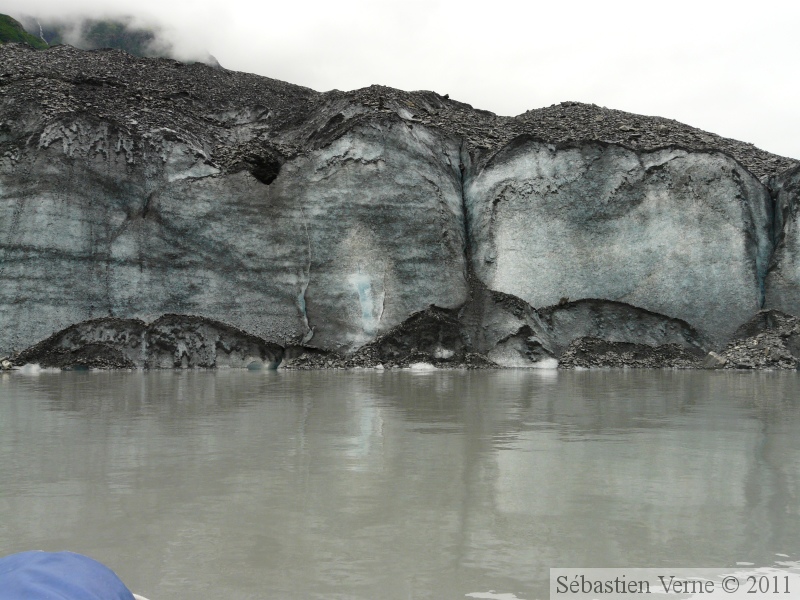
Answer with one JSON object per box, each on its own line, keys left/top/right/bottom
{"left": 1, "top": 369, "right": 799, "bottom": 600}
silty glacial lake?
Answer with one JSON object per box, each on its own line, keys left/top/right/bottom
{"left": 1, "top": 369, "right": 799, "bottom": 600}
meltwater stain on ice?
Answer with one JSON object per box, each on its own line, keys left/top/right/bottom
{"left": 348, "top": 272, "right": 379, "bottom": 336}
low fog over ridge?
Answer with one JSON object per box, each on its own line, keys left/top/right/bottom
{"left": 13, "top": 11, "right": 216, "bottom": 65}
{"left": 22, "top": 15, "right": 172, "bottom": 58}
{"left": 6, "top": 0, "right": 217, "bottom": 65}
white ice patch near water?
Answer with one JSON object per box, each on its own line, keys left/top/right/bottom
{"left": 409, "top": 362, "right": 437, "bottom": 371}
{"left": 15, "top": 364, "right": 61, "bottom": 375}
{"left": 487, "top": 352, "right": 560, "bottom": 369}
{"left": 532, "top": 357, "right": 559, "bottom": 369}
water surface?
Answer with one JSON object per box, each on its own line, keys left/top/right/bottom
{"left": 1, "top": 369, "right": 799, "bottom": 599}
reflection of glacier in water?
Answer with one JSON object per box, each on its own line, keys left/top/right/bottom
{"left": 2, "top": 370, "right": 800, "bottom": 600}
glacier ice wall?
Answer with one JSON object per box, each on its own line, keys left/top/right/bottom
{"left": 464, "top": 139, "right": 773, "bottom": 344}
{"left": 0, "top": 117, "right": 468, "bottom": 355}
{"left": 0, "top": 43, "right": 796, "bottom": 361}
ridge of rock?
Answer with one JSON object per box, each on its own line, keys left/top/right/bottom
{"left": 1, "top": 43, "right": 795, "bottom": 179}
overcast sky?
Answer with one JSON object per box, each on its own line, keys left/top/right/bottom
{"left": 3, "top": 0, "right": 799, "bottom": 160}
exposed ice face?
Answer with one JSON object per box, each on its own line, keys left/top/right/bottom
{"left": 0, "top": 65, "right": 782, "bottom": 360}
{"left": 465, "top": 142, "right": 772, "bottom": 343}
{"left": 277, "top": 123, "right": 468, "bottom": 350}
{"left": 0, "top": 118, "right": 468, "bottom": 356}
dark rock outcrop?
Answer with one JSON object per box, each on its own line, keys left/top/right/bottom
{"left": 458, "top": 279, "right": 553, "bottom": 367}
{"left": 282, "top": 306, "right": 496, "bottom": 369}
{"left": 536, "top": 299, "right": 707, "bottom": 356}
{"left": 559, "top": 338, "right": 704, "bottom": 369}
{"left": 706, "top": 310, "right": 800, "bottom": 370}
{"left": 11, "top": 315, "right": 283, "bottom": 369}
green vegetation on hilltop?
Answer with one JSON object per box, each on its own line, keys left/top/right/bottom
{"left": 4, "top": 14, "right": 218, "bottom": 65}
{"left": 0, "top": 14, "right": 47, "bottom": 49}
{"left": 4, "top": 13, "right": 165, "bottom": 57}
{"left": 44, "top": 19, "right": 161, "bottom": 57}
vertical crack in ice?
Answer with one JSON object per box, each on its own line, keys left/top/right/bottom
{"left": 764, "top": 176, "right": 783, "bottom": 309}
{"left": 141, "top": 191, "right": 155, "bottom": 218}
{"left": 731, "top": 167, "right": 772, "bottom": 309}
{"left": 458, "top": 139, "right": 471, "bottom": 263}
{"left": 458, "top": 137, "right": 479, "bottom": 291}
{"left": 298, "top": 205, "right": 314, "bottom": 343}
{"left": 377, "top": 269, "right": 387, "bottom": 328}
